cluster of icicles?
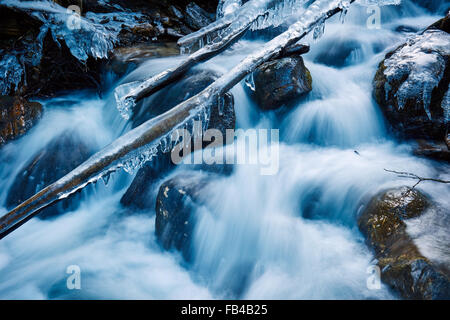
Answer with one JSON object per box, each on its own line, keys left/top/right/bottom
{"left": 0, "top": 0, "right": 143, "bottom": 95}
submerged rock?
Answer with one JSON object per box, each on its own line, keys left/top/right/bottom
{"left": 131, "top": 69, "right": 235, "bottom": 130}
{"left": 314, "top": 38, "right": 363, "bottom": 68}
{"left": 413, "top": 139, "right": 450, "bottom": 162}
{"left": 155, "top": 172, "right": 215, "bottom": 261}
{"left": 251, "top": 56, "right": 312, "bottom": 110}
{"left": 0, "top": 96, "right": 42, "bottom": 147}
{"left": 358, "top": 187, "right": 450, "bottom": 300}
{"left": 120, "top": 69, "right": 235, "bottom": 210}
{"left": 107, "top": 43, "right": 180, "bottom": 76}
{"left": 373, "top": 24, "right": 450, "bottom": 142}
{"left": 6, "top": 131, "right": 94, "bottom": 219}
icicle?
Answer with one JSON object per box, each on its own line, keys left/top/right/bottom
{"left": 0, "top": 55, "right": 24, "bottom": 95}
{"left": 218, "top": 95, "right": 225, "bottom": 116}
{"left": 250, "top": 0, "right": 309, "bottom": 31}
{"left": 101, "top": 171, "right": 113, "bottom": 186}
{"left": 313, "top": 18, "right": 326, "bottom": 41}
{"left": 2, "top": 0, "right": 143, "bottom": 65}
{"left": 245, "top": 73, "right": 256, "bottom": 92}
{"left": 339, "top": 0, "right": 350, "bottom": 23}
{"left": 114, "top": 81, "right": 143, "bottom": 120}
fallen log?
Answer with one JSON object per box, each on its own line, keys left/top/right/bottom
{"left": 0, "top": 0, "right": 355, "bottom": 239}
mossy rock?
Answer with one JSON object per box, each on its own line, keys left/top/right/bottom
{"left": 359, "top": 187, "right": 450, "bottom": 299}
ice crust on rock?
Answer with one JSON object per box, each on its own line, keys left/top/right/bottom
{"left": 382, "top": 29, "right": 450, "bottom": 120}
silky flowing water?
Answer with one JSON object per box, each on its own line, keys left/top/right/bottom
{"left": 0, "top": 1, "right": 448, "bottom": 299}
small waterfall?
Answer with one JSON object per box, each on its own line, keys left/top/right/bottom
{"left": 0, "top": 0, "right": 448, "bottom": 299}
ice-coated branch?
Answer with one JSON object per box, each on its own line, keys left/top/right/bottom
{"left": 0, "top": 0, "right": 355, "bottom": 240}
{"left": 178, "top": 0, "right": 274, "bottom": 50}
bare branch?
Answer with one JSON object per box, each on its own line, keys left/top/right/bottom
{"left": 384, "top": 169, "right": 450, "bottom": 184}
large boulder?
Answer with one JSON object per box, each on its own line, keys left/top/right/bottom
{"left": 251, "top": 56, "right": 312, "bottom": 110}
{"left": 155, "top": 172, "right": 215, "bottom": 261}
{"left": 358, "top": 187, "right": 450, "bottom": 300}
{"left": 373, "top": 19, "right": 450, "bottom": 143}
{"left": 120, "top": 69, "right": 235, "bottom": 210}
{"left": 6, "top": 131, "right": 94, "bottom": 219}
{"left": 0, "top": 96, "right": 42, "bottom": 147}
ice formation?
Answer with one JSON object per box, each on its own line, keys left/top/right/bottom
{"left": 382, "top": 29, "right": 450, "bottom": 120}
{"left": 217, "top": 0, "right": 243, "bottom": 19}
{"left": 0, "top": 0, "right": 143, "bottom": 94}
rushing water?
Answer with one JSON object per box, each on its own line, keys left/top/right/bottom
{"left": 0, "top": 1, "right": 449, "bottom": 299}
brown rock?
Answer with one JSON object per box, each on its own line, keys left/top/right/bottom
{"left": 0, "top": 96, "right": 42, "bottom": 147}
{"left": 358, "top": 187, "right": 450, "bottom": 299}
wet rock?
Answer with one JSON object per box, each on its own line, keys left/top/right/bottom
{"left": 27, "top": 32, "right": 104, "bottom": 97}
{"left": 413, "top": 139, "right": 450, "bottom": 162}
{"left": 107, "top": 43, "right": 180, "bottom": 76}
{"left": 281, "top": 42, "right": 310, "bottom": 57}
{"left": 426, "top": 14, "right": 450, "bottom": 34}
{"left": 155, "top": 172, "right": 215, "bottom": 261}
{"left": 132, "top": 69, "right": 235, "bottom": 131}
{"left": 252, "top": 56, "right": 312, "bottom": 110}
{"left": 0, "top": 5, "right": 41, "bottom": 39}
{"left": 6, "top": 131, "right": 94, "bottom": 219}
{"left": 184, "top": 2, "right": 214, "bottom": 30}
{"left": 373, "top": 24, "right": 450, "bottom": 143}
{"left": 358, "top": 187, "right": 450, "bottom": 299}
{"left": 394, "top": 25, "right": 419, "bottom": 34}
{"left": 120, "top": 69, "right": 235, "bottom": 210}
{"left": 0, "top": 96, "right": 42, "bottom": 147}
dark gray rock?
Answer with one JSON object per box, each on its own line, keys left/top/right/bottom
{"left": 131, "top": 69, "right": 235, "bottom": 130}
{"left": 252, "top": 56, "right": 312, "bottom": 110}
{"left": 373, "top": 24, "right": 450, "bottom": 143}
{"left": 6, "top": 131, "right": 94, "bottom": 219}
{"left": 155, "top": 172, "right": 214, "bottom": 261}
